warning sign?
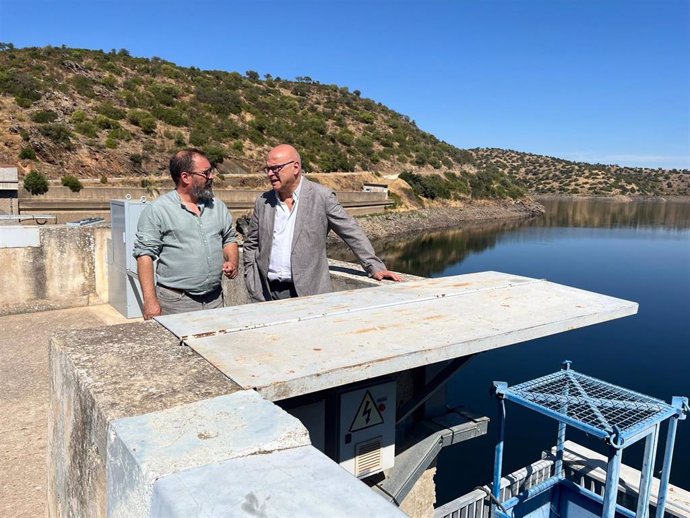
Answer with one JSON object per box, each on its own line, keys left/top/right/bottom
{"left": 349, "top": 390, "right": 384, "bottom": 432}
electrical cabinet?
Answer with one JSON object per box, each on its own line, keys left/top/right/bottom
{"left": 108, "top": 199, "right": 148, "bottom": 318}
{"left": 337, "top": 380, "right": 396, "bottom": 478}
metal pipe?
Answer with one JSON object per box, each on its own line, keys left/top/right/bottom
{"left": 555, "top": 362, "right": 570, "bottom": 478}
{"left": 636, "top": 425, "right": 659, "bottom": 518}
{"left": 492, "top": 386, "right": 507, "bottom": 517}
{"left": 500, "top": 475, "right": 562, "bottom": 510}
{"left": 602, "top": 443, "right": 624, "bottom": 518}
{"left": 655, "top": 416, "right": 678, "bottom": 517}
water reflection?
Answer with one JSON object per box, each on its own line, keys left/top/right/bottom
{"left": 330, "top": 219, "right": 528, "bottom": 277}
{"left": 330, "top": 200, "right": 690, "bottom": 276}
{"left": 537, "top": 198, "right": 690, "bottom": 229}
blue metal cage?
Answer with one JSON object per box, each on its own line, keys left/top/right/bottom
{"left": 491, "top": 361, "right": 688, "bottom": 518}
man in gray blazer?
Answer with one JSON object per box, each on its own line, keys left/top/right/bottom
{"left": 243, "top": 144, "right": 401, "bottom": 302}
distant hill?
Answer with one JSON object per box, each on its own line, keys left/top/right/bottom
{"left": 0, "top": 44, "right": 686, "bottom": 199}
{"left": 468, "top": 148, "right": 690, "bottom": 197}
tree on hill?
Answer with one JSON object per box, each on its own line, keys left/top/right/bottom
{"left": 24, "top": 170, "right": 49, "bottom": 195}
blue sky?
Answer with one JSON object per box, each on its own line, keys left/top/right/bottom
{"left": 1, "top": 0, "right": 689, "bottom": 169}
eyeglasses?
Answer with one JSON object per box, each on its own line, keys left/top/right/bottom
{"left": 263, "top": 160, "right": 295, "bottom": 175}
{"left": 185, "top": 166, "right": 216, "bottom": 180}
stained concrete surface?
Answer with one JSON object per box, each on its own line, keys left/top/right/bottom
{"left": 0, "top": 305, "right": 135, "bottom": 518}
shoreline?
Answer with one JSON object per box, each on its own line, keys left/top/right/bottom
{"left": 336, "top": 198, "right": 544, "bottom": 244}
{"left": 534, "top": 194, "right": 690, "bottom": 202}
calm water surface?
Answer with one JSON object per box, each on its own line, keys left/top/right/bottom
{"left": 334, "top": 199, "right": 690, "bottom": 504}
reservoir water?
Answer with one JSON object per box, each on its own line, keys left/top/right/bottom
{"left": 334, "top": 198, "right": 690, "bottom": 505}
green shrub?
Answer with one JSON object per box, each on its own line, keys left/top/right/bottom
{"left": 19, "top": 146, "right": 36, "bottom": 160}
{"left": 70, "top": 110, "right": 87, "bottom": 123}
{"left": 31, "top": 110, "right": 58, "bottom": 123}
{"left": 232, "top": 140, "right": 244, "bottom": 153}
{"left": 189, "top": 128, "right": 210, "bottom": 147}
{"left": 174, "top": 132, "right": 186, "bottom": 146}
{"left": 140, "top": 178, "right": 153, "bottom": 188}
{"left": 108, "top": 127, "right": 132, "bottom": 141}
{"left": 101, "top": 74, "right": 117, "bottom": 89}
{"left": 74, "top": 121, "right": 99, "bottom": 137}
{"left": 150, "top": 82, "right": 180, "bottom": 106}
{"left": 16, "top": 97, "right": 34, "bottom": 108}
{"left": 399, "top": 171, "right": 451, "bottom": 200}
{"left": 96, "top": 103, "right": 126, "bottom": 120}
{"left": 39, "top": 124, "right": 73, "bottom": 147}
{"left": 130, "top": 154, "right": 144, "bottom": 167}
{"left": 151, "top": 105, "right": 187, "bottom": 126}
{"left": 105, "top": 136, "right": 118, "bottom": 149}
{"left": 61, "top": 175, "right": 83, "bottom": 192}
{"left": 0, "top": 69, "right": 42, "bottom": 102}
{"left": 71, "top": 76, "right": 96, "bottom": 97}
{"left": 100, "top": 174, "right": 108, "bottom": 184}
{"left": 128, "top": 110, "right": 157, "bottom": 134}
{"left": 24, "top": 170, "right": 49, "bottom": 195}
{"left": 95, "top": 115, "right": 120, "bottom": 130}
{"left": 204, "top": 144, "right": 226, "bottom": 165}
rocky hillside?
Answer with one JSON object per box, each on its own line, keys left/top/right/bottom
{"left": 0, "top": 44, "right": 476, "bottom": 181}
{"left": 1, "top": 44, "right": 686, "bottom": 199}
{"left": 468, "top": 148, "right": 690, "bottom": 197}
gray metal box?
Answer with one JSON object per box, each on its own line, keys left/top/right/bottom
{"left": 110, "top": 199, "right": 147, "bottom": 273}
{"left": 338, "top": 380, "right": 396, "bottom": 478}
{"left": 109, "top": 199, "right": 148, "bottom": 318}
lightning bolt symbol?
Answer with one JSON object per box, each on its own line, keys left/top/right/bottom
{"left": 363, "top": 401, "right": 372, "bottom": 424}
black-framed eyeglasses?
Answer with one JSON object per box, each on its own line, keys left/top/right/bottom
{"left": 263, "top": 160, "right": 296, "bottom": 175}
{"left": 185, "top": 166, "right": 216, "bottom": 180}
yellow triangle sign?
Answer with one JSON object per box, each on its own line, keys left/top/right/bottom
{"left": 349, "top": 390, "right": 384, "bottom": 432}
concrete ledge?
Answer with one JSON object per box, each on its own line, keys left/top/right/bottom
{"left": 107, "top": 390, "right": 312, "bottom": 518}
{"left": 149, "top": 446, "right": 406, "bottom": 518}
{"left": 48, "top": 322, "right": 240, "bottom": 518}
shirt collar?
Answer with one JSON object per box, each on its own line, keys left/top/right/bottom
{"left": 277, "top": 176, "right": 303, "bottom": 206}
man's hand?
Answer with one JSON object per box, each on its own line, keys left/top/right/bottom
{"left": 143, "top": 297, "right": 161, "bottom": 321}
{"left": 223, "top": 261, "right": 238, "bottom": 279}
{"left": 372, "top": 270, "right": 403, "bottom": 282}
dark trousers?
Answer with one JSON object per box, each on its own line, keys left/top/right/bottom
{"left": 268, "top": 279, "right": 297, "bottom": 300}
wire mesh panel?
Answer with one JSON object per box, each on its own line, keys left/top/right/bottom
{"left": 503, "top": 368, "right": 676, "bottom": 441}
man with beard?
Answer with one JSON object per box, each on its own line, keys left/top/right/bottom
{"left": 243, "top": 144, "right": 401, "bottom": 302}
{"left": 133, "top": 148, "right": 239, "bottom": 319}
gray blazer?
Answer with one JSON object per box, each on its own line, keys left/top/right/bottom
{"left": 243, "top": 178, "right": 386, "bottom": 302}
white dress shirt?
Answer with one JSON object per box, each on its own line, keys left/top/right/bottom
{"left": 267, "top": 179, "right": 303, "bottom": 282}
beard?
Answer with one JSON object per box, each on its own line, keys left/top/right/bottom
{"left": 191, "top": 181, "right": 214, "bottom": 202}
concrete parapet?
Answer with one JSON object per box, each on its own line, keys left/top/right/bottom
{"left": 107, "top": 391, "right": 312, "bottom": 517}
{"left": 149, "top": 445, "right": 405, "bottom": 517}
{"left": 48, "top": 321, "right": 239, "bottom": 518}
{"left": 0, "top": 225, "right": 109, "bottom": 315}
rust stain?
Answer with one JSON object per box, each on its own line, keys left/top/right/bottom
{"left": 313, "top": 348, "right": 322, "bottom": 352}
{"left": 353, "top": 326, "right": 380, "bottom": 334}
{"left": 190, "top": 329, "right": 228, "bottom": 339}
{"left": 424, "top": 315, "right": 446, "bottom": 321}
{"left": 451, "top": 282, "right": 472, "bottom": 288}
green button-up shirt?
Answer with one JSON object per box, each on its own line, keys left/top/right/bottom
{"left": 133, "top": 190, "right": 236, "bottom": 295}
